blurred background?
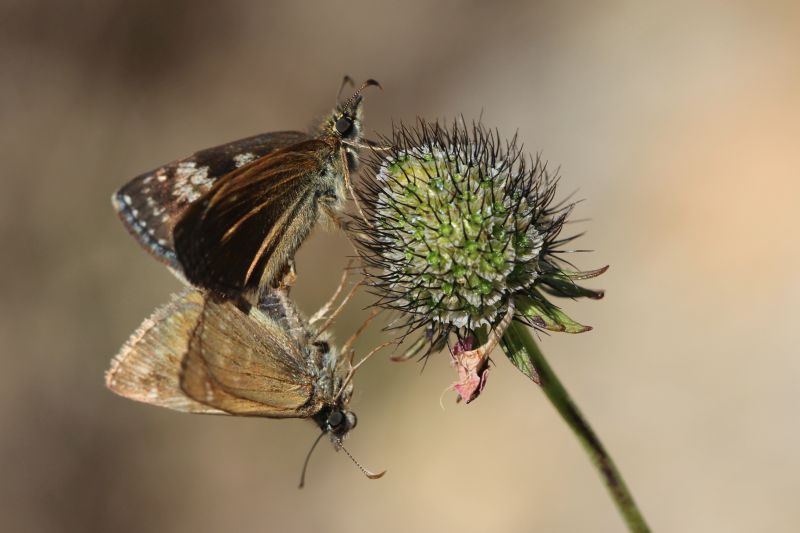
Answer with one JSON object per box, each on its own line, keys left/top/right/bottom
{"left": 2, "top": 1, "right": 798, "bottom": 531}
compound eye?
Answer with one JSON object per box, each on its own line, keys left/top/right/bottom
{"left": 335, "top": 116, "right": 354, "bottom": 136}
{"left": 345, "top": 412, "right": 357, "bottom": 430}
{"left": 327, "top": 411, "right": 344, "bottom": 429}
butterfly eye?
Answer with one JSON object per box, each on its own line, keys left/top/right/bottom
{"left": 335, "top": 116, "right": 354, "bottom": 136}
{"left": 345, "top": 412, "right": 357, "bottom": 430}
{"left": 328, "top": 411, "right": 344, "bottom": 429}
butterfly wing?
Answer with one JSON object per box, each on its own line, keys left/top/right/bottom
{"left": 106, "top": 289, "right": 322, "bottom": 418}
{"left": 173, "top": 139, "right": 334, "bottom": 299}
{"left": 113, "top": 131, "right": 311, "bottom": 268}
{"left": 105, "top": 289, "right": 225, "bottom": 414}
{"left": 180, "top": 293, "right": 320, "bottom": 417}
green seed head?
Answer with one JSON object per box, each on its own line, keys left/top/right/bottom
{"left": 356, "top": 119, "right": 604, "bottom": 341}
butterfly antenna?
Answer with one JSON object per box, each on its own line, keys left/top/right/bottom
{"left": 337, "top": 75, "right": 355, "bottom": 102}
{"left": 343, "top": 79, "right": 382, "bottom": 108}
{"left": 335, "top": 438, "right": 386, "bottom": 481}
{"left": 298, "top": 431, "right": 327, "bottom": 489}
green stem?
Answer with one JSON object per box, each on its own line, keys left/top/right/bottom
{"left": 500, "top": 321, "right": 651, "bottom": 533}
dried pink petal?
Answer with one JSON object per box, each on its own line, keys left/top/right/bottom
{"left": 451, "top": 337, "right": 490, "bottom": 403}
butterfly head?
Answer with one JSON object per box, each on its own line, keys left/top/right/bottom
{"left": 307, "top": 337, "right": 358, "bottom": 440}
{"left": 302, "top": 402, "right": 383, "bottom": 488}
{"left": 299, "top": 331, "right": 386, "bottom": 487}
{"left": 317, "top": 405, "right": 358, "bottom": 441}
{"left": 321, "top": 79, "right": 381, "bottom": 148}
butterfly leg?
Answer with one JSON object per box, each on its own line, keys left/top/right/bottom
{"left": 362, "top": 138, "right": 393, "bottom": 151}
{"left": 340, "top": 146, "right": 372, "bottom": 228}
{"left": 334, "top": 337, "right": 395, "bottom": 402}
{"left": 319, "top": 204, "right": 372, "bottom": 267}
{"left": 320, "top": 204, "right": 352, "bottom": 233}
{"left": 312, "top": 279, "right": 363, "bottom": 338}
{"left": 340, "top": 308, "right": 381, "bottom": 356}
{"left": 309, "top": 259, "right": 354, "bottom": 325}
{"left": 275, "top": 260, "right": 297, "bottom": 292}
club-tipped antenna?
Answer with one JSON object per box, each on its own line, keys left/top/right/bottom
{"left": 298, "top": 431, "right": 327, "bottom": 489}
{"left": 337, "top": 75, "right": 355, "bottom": 102}
{"left": 335, "top": 437, "right": 386, "bottom": 481}
{"left": 342, "top": 78, "right": 382, "bottom": 108}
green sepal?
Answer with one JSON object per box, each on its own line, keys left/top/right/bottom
{"left": 559, "top": 265, "right": 609, "bottom": 280}
{"left": 540, "top": 276, "right": 605, "bottom": 300}
{"left": 517, "top": 291, "right": 592, "bottom": 333}
{"left": 499, "top": 325, "right": 540, "bottom": 384}
{"left": 392, "top": 335, "right": 426, "bottom": 362}
{"left": 392, "top": 330, "right": 449, "bottom": 362}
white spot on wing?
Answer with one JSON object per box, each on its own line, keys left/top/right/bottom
{"left": 172, "top": 162, "right": 212, "bottom": 203}
{"left": 146, "top": 196, "right": 165, "bottom": 216}
{"left": 234, "top": 152, "right": 257, "bottom": 168}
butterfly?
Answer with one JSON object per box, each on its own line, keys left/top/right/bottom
{"left": 105, "top": 286, "right": 385, "bottom": 486}
{"left": 112, "top": 78, "right": 381, "bottom": 299}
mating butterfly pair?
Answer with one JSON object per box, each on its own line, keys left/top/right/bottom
{"left": 106, "top": 79, "right": 385, "bottom": 485}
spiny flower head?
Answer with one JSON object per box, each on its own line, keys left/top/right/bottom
{"left": 356, "top": 119, "right": 605, "bottom": 347}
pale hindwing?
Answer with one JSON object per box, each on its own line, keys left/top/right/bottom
{"left": 105, "top": 290, "right": 225, "bottom": 414}
{"left": 180, "top": 297, "right": 318, "bottom": 417}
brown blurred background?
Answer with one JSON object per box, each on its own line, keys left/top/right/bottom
{"left": 2, "top": 1, "right": 799, "bottom": 531}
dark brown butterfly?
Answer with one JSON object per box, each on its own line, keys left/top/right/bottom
{"left": 105, "top": 286, "right": 385, "bottom": 486}
{"left": 112, "top": 78, "right": 381, "bottom": 298}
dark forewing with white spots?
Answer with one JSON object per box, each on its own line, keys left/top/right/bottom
{"left": 112, "top": 131, "right": 311, "bottom": 268}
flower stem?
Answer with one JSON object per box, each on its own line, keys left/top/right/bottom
{"left": 500, "top": 321, "right": 650, "bottom": 533}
